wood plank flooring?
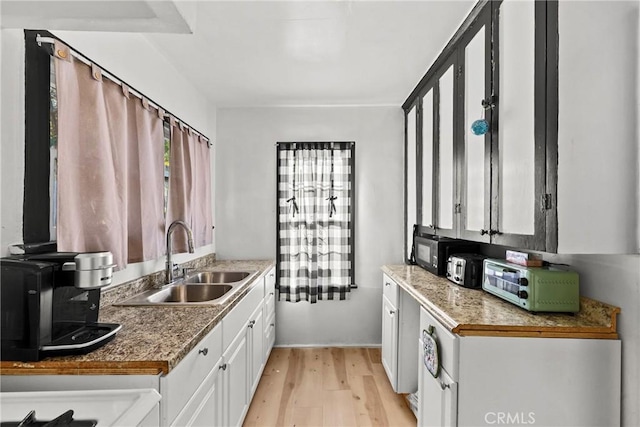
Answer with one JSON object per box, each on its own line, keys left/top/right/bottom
{"left": 244, "top": 347, "right": 416, "bottom": 427}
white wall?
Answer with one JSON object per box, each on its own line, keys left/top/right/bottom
{"left": 0, "top": 29, "right": 217, "bottom": 286}
{"left": 557, "top": 0, "right": 639, "bottom": 253}
{"left": 216, "top": 106, "right": 404, "bottom": 346}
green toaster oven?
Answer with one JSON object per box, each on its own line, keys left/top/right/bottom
{"left": 482, "top": 258, "right": 580, "bottom": 313}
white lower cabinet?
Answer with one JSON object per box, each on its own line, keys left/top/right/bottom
{"left": 223, "top": 326, "right": 249, "bottom": 427}
{"left": 418, "top": 365, "right": 457, "bottom": 427}
{"left": 381, "top": 274, "right": 420, "bottom": 393}
{"left": 0, "top": 266, "right": 278, "bottom": 427}
{"left": 418, "top": 307, "right": 622, "bottom": 426}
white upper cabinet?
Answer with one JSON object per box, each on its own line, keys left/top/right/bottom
{"left": 404, "top": 0, "right": 639, "bottom": 254}
{"left": 405, "top": 105, "right": 417, "bottom": 260}
{"left": 459, "top": 20, "right": 490, "bottom": 243}
{"left": 420, "top": 88, "right": 434, "bottom": 230}
{"left": 497, "top": 1, "right": 536, "bottom": 238}
{"left": 436, "top": 63, "right": 456, "bottom": 237}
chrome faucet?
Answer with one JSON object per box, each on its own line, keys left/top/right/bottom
{"left": 166, "top": 220, "right": 195, "bottom": 284}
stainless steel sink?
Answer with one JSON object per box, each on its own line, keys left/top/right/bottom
{"left": 185, "top": 271, "right": 251, "bottom": 284}
{"left": 146, "top": 284, "right": 233, "bottom": 303}
{"left": 115, "top": 270, "right": 258, "bottom": 306}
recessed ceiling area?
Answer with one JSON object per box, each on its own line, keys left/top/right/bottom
{"left": 144, "top": 1, "right": 475, "bottom": 107}
{"left": 0, "top": 0, "right": 194, "bottom": 33}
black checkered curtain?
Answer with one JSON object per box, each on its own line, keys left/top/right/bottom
{"left": 277, "top": 142, "right": 355, "bottom": 303}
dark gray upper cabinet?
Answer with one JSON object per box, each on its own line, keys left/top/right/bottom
{"left": 404, "top": 0, "right": 639, "bottom": 254}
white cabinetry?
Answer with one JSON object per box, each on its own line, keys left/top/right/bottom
{"left": 222, "top": 325, "right": 249, "bottom": 427}
{"left": 162, "top": 322, "right": 223, "bottom": 426}
{"left": 220, "top": 272, "right": 267, "bottom": 427}
{"left": 381, "top": 274, "right": 420, "bottom": 393}
{"left": 1, "top": 266, "right": 278, "bottom": 427}
{"left": 418, "top": 307, "right": 621, "bottom": 426}
{"left": 263, "top": 267, "right": 276, "bottom": 361}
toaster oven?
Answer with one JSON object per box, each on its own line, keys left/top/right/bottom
{"left": 482, "top": 259, "right": 580, "bottom": 313}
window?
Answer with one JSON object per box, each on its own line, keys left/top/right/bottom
{"left": 23, "top": 30, "right": 212, "bottom": 267}
{"left": 276, "top": 142, "right": 355, "bottom": 303}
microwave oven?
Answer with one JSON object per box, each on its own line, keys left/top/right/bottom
{"left": 414, "top": 235, "right": 478, "bottom": 276}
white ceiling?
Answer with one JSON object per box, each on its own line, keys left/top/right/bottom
{"left": 1, "top": 0, "right": 476, "bottom": 107}
{"left": 144, "top": 1, "right": 475, "bottom": 107}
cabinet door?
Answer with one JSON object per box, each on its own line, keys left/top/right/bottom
{"left": 406, "top": 105, "right": 418, "bottom": 260}
{"left": 187, "top": 358, "right": 224, "bottom": 427}
{"left": 248, "top": 304, "right": 264, "bottom": 397}
{"left": 223, "top": 329, "right": 249, "bottom": 427}
{"left": 420, "top": 87, "right": 436, "bottom": 232}
{"left": 491, "top": 0, "right": 546, "bottom": 250}
{"left": 418, "top": 367, "right": 458, "bottom": 427}
{"left": 459, "top": 13, "right": 492, "bottom": 243}
{"left": 381, "top": 295, "right": 398, "bottom": 389}
{"left": 435, "top": 62, "right": 457, "bottom": 238}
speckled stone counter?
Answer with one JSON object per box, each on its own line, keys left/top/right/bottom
{"left": 382, "top": 264, "right": 620, "bottom": 339}
{"left": 0, "top": 259, "right": 275, "bottom": 376}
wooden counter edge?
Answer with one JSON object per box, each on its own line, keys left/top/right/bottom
{"left": 0, "top": 361, "right": 167, "bottom": 376}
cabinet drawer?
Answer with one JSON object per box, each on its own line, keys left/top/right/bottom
{"left": 420, "top": 307, "right": 458, "bottom": 380}
{"left": 264, "top": 267, "right": 276, "bottom": 293}
{"left": 264, "top": 286, "right": 275, "bottom": 321}
{"left": 161, "top": 322, "right": 222, "bottom": 425}
{"left": 264, "top": 311, "right": 276, "bottom": 360}
{"left": 223, "top": 277, "right": 264, "bottom": 350}
{"left": 382, "top": 274, "right": 399, "bottom": 307}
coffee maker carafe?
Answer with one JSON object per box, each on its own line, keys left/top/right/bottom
{"left": 1, "top": 252, "right": 121, "bottom": 361}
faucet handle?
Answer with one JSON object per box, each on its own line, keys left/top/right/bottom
{"left": 182, "top": 266, "right": 196, "bottom": 278}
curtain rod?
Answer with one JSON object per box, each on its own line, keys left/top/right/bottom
{"left": 36, "top": 34, "right": 210, "bottom": 145}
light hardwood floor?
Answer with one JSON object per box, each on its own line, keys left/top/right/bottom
{"left": 244, "top": 347, "right": 417, "bottom": 427}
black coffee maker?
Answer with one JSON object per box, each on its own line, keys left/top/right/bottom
{"left": 1, "top": 252, "right": 121, "bottom": 361}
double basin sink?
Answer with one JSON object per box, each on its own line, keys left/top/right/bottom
{"left": 116, "top": 270, "right": 258, "bottom": 307}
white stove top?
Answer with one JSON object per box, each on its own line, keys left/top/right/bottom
{"left": 0, "top": 389, "right": 160, "bottom": 426}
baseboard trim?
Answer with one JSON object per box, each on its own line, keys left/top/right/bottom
{"left": 274, "top": 343, "right": 382, "bottom": 349}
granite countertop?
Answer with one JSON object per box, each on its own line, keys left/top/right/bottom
{"left": 382, "top": 264, "right": 620, "bottom": 339}
{"left": 1, "top": 259, "right": 275, "bottom": 376}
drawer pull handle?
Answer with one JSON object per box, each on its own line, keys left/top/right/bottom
{"left": 270, "top": 323, "right": 275, "bottom": 327}
{"left": 248, "top": 320, "right": 256, "bottom": 328}
{"left": 385, "top": 282, "right": 391, "bottom": 287}
{"left": 389, "top": 310, "right": 395, "bottom": 315}
{"left": 219, "top": 363, "right": 227, "bottom": 371}
{"left": 198, "top": 348, "right": 208, "bottom": 356}
{"left": 440, "top": 381, "right": 450, "bottom": 390}
{"left": 269, "top": 292, "right": 275, "bottom": 296}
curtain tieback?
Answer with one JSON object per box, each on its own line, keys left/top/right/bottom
{"left": 326, "top": 196, "right": 337, "bottom": 218}
{"left": 287, "top": 197, "right": 299, "bottom": 217}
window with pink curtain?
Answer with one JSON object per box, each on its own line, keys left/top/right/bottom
{"left": 52, "top": 41, "right": 191, "bottom": 269}
{"left": 167, "top": 124, "right": 213, "bottom": 252}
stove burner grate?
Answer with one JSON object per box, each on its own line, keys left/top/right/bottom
{"left": 0, "top": 410, "right": 97, "bottom": 427}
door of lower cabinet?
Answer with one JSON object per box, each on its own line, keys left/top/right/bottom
{"left": 418, "top": 367, "right": 458, "bottom": 427}
{"left": 188, "top": 358, "right": 224, "bottom": 427}
{"left": 249, "top": 304, "right": 264, "bottom": 397}
{"left": 223, "top": 329, "right": 249, "bottom": 427}
{"left": 381, "top": 295, "right": 398, "bottom": 390}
